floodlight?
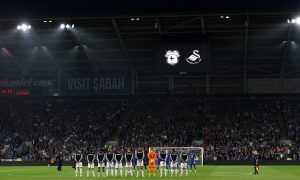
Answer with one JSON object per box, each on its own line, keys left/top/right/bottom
{"left": 60, "top": 23, "right": 75, "bottom": 30}
{"left": 21, "top": 24, "right": 27, "bottom": 31}
{"left": 296, "top": 17, "right": 300, "bottom": 24}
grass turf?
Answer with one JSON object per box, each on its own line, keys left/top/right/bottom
{"left": 0, "top": 166, "right": 299, "bottom": 180}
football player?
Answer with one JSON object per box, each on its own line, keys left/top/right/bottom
{"left": 97, "top": 149, "right": 106, "bottom": 177}
{"left": 125, "top": 148, "right": 134, "bottom": 177}
{"left": 75, "top": 151, "right": 83, "bottom": 177}
{"left": 189, "top": 152, "right": 197, "bottom": 172}
{"left": 180, "top": 150, "right": 189, "bottom": 176}
{"left": 87, "top": 152, "right": 95, "bottom": 177}
{"left": 136, "top": 147, "right": 145, "bottom": 177}
{"left": 253, "top": 150, "right": 259, "bottom": 174}
{"left": 106, "top": 148, "right": 115, "bottom": 176}
{"left": 114, "top": 149, "right": 124, "bottom": 177}
{"left": 159, "top": 150, "right": 168, "bottom": 177}
{"left": 166, "top": 151, "right": 171, "bottom": 172}
{"left": 147, "top": 147, "right": 157, "bottom": 177}
{"left": 170, "top": 149, "right": 178, "bottom": 176}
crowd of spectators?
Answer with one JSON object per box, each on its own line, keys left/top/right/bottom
{"left": 0, "top": 97, "right": 299, "bottom": 161}
{"left": 0, "top": 99, "right": 123, "bottom": 161}
{"left": 281, "top": 99, "right": 300, "bottom": 160}
{"left": 203, "top": 98, "right": 283, "bottom": 160}
{"left": 117, "top": 98, "right": 202, "bottom": 148}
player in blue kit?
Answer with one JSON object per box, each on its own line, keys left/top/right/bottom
{"left": 166, "top": 151, "right": 171, "bottom": 172}
{"left": 133, "top": 154, "right": 137, "bottom": 172}
{"left": 189, "top": 152, "right": 197, "bottom": 172}
{"left": 157, "top": 151, "right": 161, "bottom": 170}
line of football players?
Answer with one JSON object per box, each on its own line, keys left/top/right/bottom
{"left": 73, "top": 148, "right": 197, "bottom": 177}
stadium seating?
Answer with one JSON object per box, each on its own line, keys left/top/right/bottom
{"left": 0, "top": 97, "right": 299, "bottom": 161}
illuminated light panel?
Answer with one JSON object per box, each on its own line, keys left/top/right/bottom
{"left": 17, "top": 24, "right": 31, "bottom": 31}
{"left": 296, "top": 17, "right": 300, "bottom": 24}
{"left": 60, "top": 23, "right": 74, "bottom": 30}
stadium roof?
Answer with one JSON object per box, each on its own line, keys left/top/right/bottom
{"left": 0, "top": 0, "right": 299, "bottom": 17}
{"left": 1, "top": 11, "right": 300, "bottom": 78}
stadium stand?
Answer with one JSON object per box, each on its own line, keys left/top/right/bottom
{"left": 0, "top": 97, "right": 299, "bottom": 161}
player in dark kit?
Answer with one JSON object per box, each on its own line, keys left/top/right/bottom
{"left": 159, "top": 150, "right": 168, "bottom": 177}
{"left": 75, "top": 152, "right": 83, "bottom": 177}
{"left": 144, "top": 149, "right": 148, "bottom": 170}
{"left": 253, "top": 150, "right": 259, "bottom": 174}
{"left": 87, "top": 152, "right": 95, "bottom": 177}
{"left": 56, "top": 152, "right": 63, "bottom": 171}
{"left": 170, "top": 149, "right": 178, "bottom": 176}
{"left": 180, "top": 151, "right": 189, "bottom": 176}
{"left": 71, "top": 153, "right": 76, "bottom": 169}
{"left": 97, "top": 149, "right": 106, "bottom": 177}
{"left": 106, "top": 148, "right": 115, "bottom": 176}
{"left": 136, "top": 147, "right": 145, "bottom": 177}
{"left": 114, "top": 150, "right": 124, "bottom": 177}
{"left": 125, "top": 148, "right": 134, "bottom": 177}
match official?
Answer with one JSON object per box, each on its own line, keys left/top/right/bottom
{"left": 56, "top": 152, "right": 63, "bottom": 171}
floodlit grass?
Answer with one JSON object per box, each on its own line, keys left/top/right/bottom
{"left": 0, "top": 166, "right": 300, "bottom": 180}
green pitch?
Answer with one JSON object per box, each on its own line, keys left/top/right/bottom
{"left": 0, "top": 166, "right": 300, "bottom": 180}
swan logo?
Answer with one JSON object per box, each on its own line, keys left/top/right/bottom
{"left": 186, "top": 50, "right": 202, "bottom": 64}
{"left": 165, "top": 50, "right": 180, "bottom": 66}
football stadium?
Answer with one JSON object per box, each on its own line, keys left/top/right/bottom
{"left": 0, "top": 1, "right": 300, "bottom": 180}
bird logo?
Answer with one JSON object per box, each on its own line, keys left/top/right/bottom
{"left": 186, "top": 50, "right": 202, "bottom": 64}
{"left": 165, "top": 50, "right": 180, "bottom": 66}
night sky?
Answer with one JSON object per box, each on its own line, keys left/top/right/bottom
{"left": 0, "top": 0, "right": 299, "bottom": 18}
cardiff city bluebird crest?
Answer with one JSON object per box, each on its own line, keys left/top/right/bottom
{"left": 165, "top": 50, "right": 180, "bottom": 66}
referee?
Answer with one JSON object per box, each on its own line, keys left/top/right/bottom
{"left": 253, "top": 150, "right": 259, "bottom": 174}
{"left": 56, "top": 152, "right": 63, "bottom": 171}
